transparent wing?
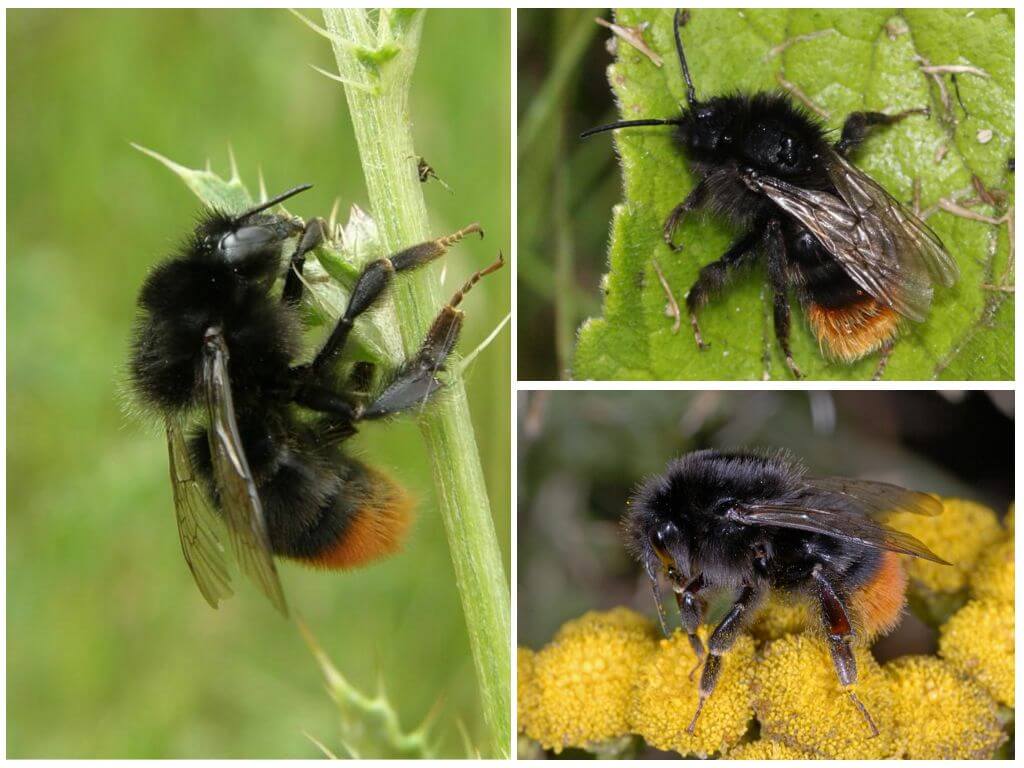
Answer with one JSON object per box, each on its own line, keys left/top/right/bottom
{"left": 733, "top": 477, "right": 949, "bottom": 565}
{"left": 166, "top": 418, "right": 233, "bottom": 608}
{"left": 203, "top": 329, "right": 289, "bottom": 616}
{"left": 752, "top": 154, "right": 958, "bottom": 322}
{"left": 806, "top": 476, "right": 943, "bottom": 519}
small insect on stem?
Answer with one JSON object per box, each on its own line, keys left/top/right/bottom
{"left": 412, "top": 155, "right": 452, "bottom": 192}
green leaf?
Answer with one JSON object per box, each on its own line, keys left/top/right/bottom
{"left": 574, "top": 8, "right": 1014, "bottom": 380}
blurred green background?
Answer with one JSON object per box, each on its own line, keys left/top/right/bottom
{"left": 518, "top": 8, "right": 612, "bottom": 380}
{"left": 518, "top": 391, "right": 1012, "bottom": 649}
{"left": 8, "top": 9, "right": 510, "bottom": 759}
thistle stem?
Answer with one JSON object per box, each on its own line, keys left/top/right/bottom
{"left": 322, "top": 9, "right": 510, "bottom": 756}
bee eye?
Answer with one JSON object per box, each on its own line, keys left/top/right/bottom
{"left": 650, "top": 521, "right": 679, "bottom": 568}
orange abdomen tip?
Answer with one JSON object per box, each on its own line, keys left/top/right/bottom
{"left": 851, "top": 551, "right": 908, "bottom": 640}
{"left": 305, "top": 469, "right": 415, "bottom": 571}
{"left": 807, "top": 299, "right": 900, "bottom": 362}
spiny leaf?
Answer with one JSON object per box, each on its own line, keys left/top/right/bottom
{"left": 574, "top": 8, "right": 1013, "bottom": 380}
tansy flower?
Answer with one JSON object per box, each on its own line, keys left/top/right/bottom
{"left": 748, "top": 593, "right": 813, "bottom": 644}
{"left": 753, "top": 632, "right": 897, "bottom": 758}
{"left": 519, "top": 609, "right": 658, "bottom": 752}
{"left": 969, "top": 536, "right": 1014, "bottom": 604}
{"left": 885, "top": 655, "right": 1005, "bottom": 758}
{"left": 889, "top": 498, "right": 1001, "bottom": 594}
{"left": 728, "top": 739, "right": 816, "bottom": 759}
{"left": 629, "top": 629, "right": 755, "bottom": 757}
{"left": 1005, "top": 503, "right": 1014, "bottom": 533}
{"left": 516, "top": 648, "right": 536, "bottom": 734}
{"left": 939, "top": 598, "right": 1014, "bottom": 708}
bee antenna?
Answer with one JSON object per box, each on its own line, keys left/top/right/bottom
{"left": 233, "top": 183, "right": 313, "bottom": 223}
{"left": 673, "top": 9, "right": 697, "bottom": 108}
{"left": 579, "top": 118, "right": 682, "bottom": 140}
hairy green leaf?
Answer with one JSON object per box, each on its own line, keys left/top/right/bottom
{"left": 575, "top": 8, "right": 1013, "bottom": 380}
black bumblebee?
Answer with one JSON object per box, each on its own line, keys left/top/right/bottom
{"left": 625, "top": 449, "right": 949, "bottom": 736}
{"left": 130, "top": 184, "right": 502, "bottom": 615}
{"left": 582, "top": 10, "right": 959, "bottom": 377}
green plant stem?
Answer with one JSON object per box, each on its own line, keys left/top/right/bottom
{"left": 322, "top": 8, "right": 510, "bottom": 757}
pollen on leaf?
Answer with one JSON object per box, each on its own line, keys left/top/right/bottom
{"left": 753, "top": 632, "right": 898, "bottom": 758}
{"left": 939, "top": 598, "right": 1014, "bottom": 708}
{"left": 519, "top": 608, "right": 658, "bottom": 752}
{"left": 885, "top": 655, "right": 1005, "bottom": 759}
{"left": 889, "top": 498, "right": 1002, "bottom": 594}
{"left": 629, "top": 629, "right": 755, "bottom": 757}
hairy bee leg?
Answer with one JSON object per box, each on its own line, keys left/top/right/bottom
{"left": 282, "top": 217, "right": 327, "bottom": 305}
{"left": 663, "top": 181, "right": 709, "bottom": 251}
{"left": 675, "top": 574, "right": 707, "bottom": 677}
{"left": 305, "top": 223, "right": 484, "bottom": 378}
{"left": 765, "top": 220, "right": 804, "bottom": 379}
{"left": 361, "top": 253, "right": 504, "bottom": 420}
{"left": 812, "top": 565, "right": 880, "bottom": 738}
{"left": 684, "top": 231, "right": 759, "bottom": 351}
{"left": 836, "top": 108, "right": 930, "bottom": 156}
{"left": 871, "top": 340, "right": 895, "bottom": 381}
{"left": 687, "top": 584, "right": 762, "bottom": 734}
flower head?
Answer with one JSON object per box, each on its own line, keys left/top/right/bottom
{"left": 728, "top": 739, "right": 816, "bottom": 759}
{"left": 516, "top": 647, "right": 536, "bottom": 734}
{"left": 629, "top": 629, "right": 755, "bottom": 757}
{"left": 939, "top": 598, "right": 1014, "bottom": 708}
{"left": 969, "top": 536, "right": 1014, "bottom": 604}
{"left": 749, "top": 594, "right": 813, "bottom": 645}
{"left": 753, "top": 632, "right": 897, "bottom": 758}
{"left": 885, "top": 655, "right": 1005, "bottom": 758}
{"left": 889, "top": 498, "right": 1001, "bottom": 594}
{"left": 519, "top": 608, "right": 658, "bottom": 752}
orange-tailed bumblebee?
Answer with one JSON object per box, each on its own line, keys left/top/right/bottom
{"left": 582, "top": 10, "right": 959, "bottom": 378}
{"left": 625, "top": 449, "right": 949, "bottom": 736}
{"left": 130, "top": 184, "right": 502, "bottom": 615}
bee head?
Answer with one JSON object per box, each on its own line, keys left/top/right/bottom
{"left": 195, "top": 184, "right": 312, "bottom": 280}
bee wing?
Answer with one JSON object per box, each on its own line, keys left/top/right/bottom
{"left": 167, "top": 418, "right": 234, "bottom": 608}
{"left": 753, "top": 154, "right": 958, "bottom": 322}
{"left": 734, "top": 494, "right": 949, "bottom": 565}
{"left": 202, "top": 329, "right": 289, "bottom": 616}
{"left": 805, "top": 476, "right": 943, "bottom": 518}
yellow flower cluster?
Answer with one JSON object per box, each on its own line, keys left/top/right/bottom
{"left": 939, "top": 503, "right": 1015, "bottom": 709}
{"left": 889, "top": 498, "right": 1002, "bottom": 594}
{"left": 518, "top": 498, "right": 1014, "bottom": 760}
{"left": 630, "top": 629, "right": 755, "bottom": 756}
{"left": 517, "top": 608, "right": 658, "bottom": 752}
{"left": 755, "top": 632, "right": 897, "bottom": 758}
{"left": 887, "top": 655, "right": 1005, "bottom": 758}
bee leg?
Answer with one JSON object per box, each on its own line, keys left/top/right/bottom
{"left": 282, "top": 217, "right": 327, "bottom": 305}
{"left": 765, "top": 220, "right": 804, "bottom": 378}
{"left": 684, "top": 231, "right": 759, "bottom": 351}
{"left": 812, "top": 565, "right": 880, "bottom": 738}
{"left": 675, "top": 573, "right": 707, "bottom": 678}
{"left": 836, "top": 108, "right": 930, "bottom": 156}
{"left": 302, "top": 223, "right": 484, "bottom": 379}
{"left": 662, "top": 180, "right": 709, "bottom": 251}
{"left": 871, "top": 340, "right": 895, "bottom": 381}
{"left": 361, "top": 253, "right": 504, "bottom": 420}
{"left": 687, "top": 584, "right": 763, "bottom": 734}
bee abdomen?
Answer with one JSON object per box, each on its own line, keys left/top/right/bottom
{"left": 806, "top": 298, "right": 900, "bottom": 362}
{"left": 285, "top": 464, "right": 414, "bottom": 570}
{"left": 850, "top": 550, "right": 907, "bottom": 639}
